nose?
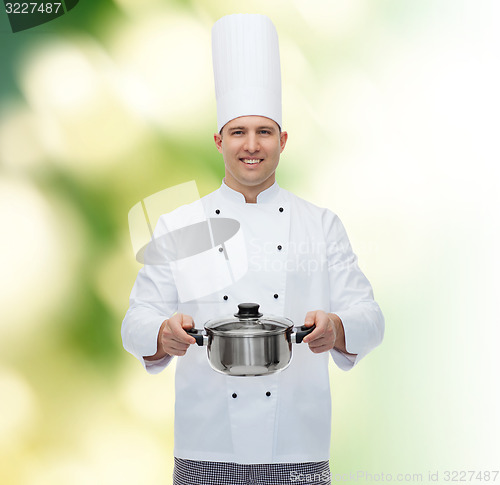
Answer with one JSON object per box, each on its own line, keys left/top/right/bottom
{"left": 244, "top": 133, "right": 260, "bottom": 153}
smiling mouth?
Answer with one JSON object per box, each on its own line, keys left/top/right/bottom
{"left": 240, "top": 158, "right": 263, "bottom": 165}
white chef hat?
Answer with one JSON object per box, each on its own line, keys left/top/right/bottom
{"left": 212, "top": 14, "right": 282, "bottom": 133}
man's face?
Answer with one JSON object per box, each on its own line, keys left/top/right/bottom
{"left": 214, "top": 116, "right": 288, "bottom": 194}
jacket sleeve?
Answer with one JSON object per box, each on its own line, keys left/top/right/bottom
{"left": 121, "top": 216, "right": 179, "bottom": 374}
{"left": 324, "top": 211, "right": 385, "bottom": 370}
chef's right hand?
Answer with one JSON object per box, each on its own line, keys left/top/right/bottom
{"left": 158, "top": 313, "right": 197, "bottom": 357}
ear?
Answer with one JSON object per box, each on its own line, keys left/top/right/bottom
{"left": 279, "top": 131, "right": 288, "bottom": 153}
{"left": 214, "top": 133, "right": 223, "bottom": 153}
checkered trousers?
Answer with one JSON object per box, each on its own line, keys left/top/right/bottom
{"left": 173, "top": 457, "right": 331, "bottom": 485}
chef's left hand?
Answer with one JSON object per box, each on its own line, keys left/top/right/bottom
{"left": 302, "top": 310, "right": 341, "bottom": 354}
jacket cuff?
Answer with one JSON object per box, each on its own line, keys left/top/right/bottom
{"left": 122, "top": 314, "right": 169, "bottom": 366}
{"left": 143, "top": 354, "right": 174, "bottom": 374}
{"left": 333, "top": 306, "right": 384, "bottom": 366}
{"left": 330, "top": 348, "right": 357, "bottom": 371}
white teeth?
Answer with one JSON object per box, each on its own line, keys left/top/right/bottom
{"left": 242, "top": 159, "right": 261, "bottom": 164}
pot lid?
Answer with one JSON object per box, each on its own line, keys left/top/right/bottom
{"left": 205, "top": 303, "right": 292, "bottom": 336}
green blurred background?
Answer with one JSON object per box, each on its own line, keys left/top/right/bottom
{"left": 1, "top": 1, "right": 499, "bottom": 484}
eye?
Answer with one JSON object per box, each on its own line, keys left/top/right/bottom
{"left": 259, "top": 130, "right": 272, "bottom": 135}
{"left": 231, "top": 130, "right": 244, "bottom": 135}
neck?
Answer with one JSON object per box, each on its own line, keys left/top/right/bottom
{"left": 223, "top": 176, "right": 275, "bottom": 203}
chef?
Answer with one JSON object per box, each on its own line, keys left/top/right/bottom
{"left": 122, "top": 13, "right": 384, "bottom": 485}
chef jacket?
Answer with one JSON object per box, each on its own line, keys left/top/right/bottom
{"left": 122, "top": 181, "right": 384, "bottom": 464}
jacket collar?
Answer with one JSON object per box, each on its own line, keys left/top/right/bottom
{"left": 219, "top": 179, "right": 281, "bottom": 204}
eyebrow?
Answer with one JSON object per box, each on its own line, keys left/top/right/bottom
{"left": 228, "top": 125, "right": 276, "bottom": 131}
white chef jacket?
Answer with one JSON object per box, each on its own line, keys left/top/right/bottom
{"left": 121, "top": 181, "right": 384, "bottom": 464}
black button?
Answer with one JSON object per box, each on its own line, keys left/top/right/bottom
{"left": 277, "top": 245, "right": 282, "bottom": 250}
{"left": 215, "top": 209, "right": 220, "bottom": 214}
{"left": 219, "top": 247, "right": 224, "bottom": 252}
{"left": 274, "top": 294, "right": 279, "bottom": 299}
{"left": 279, "top": 207, "right": 284, "bottom": 212}
{"left": 223, "top": 295, "right": 228, "bottom": 301}
{"left": 266, "top": 391, "right": 271, "bottom": 397}
{"left": 232, "top": 393, "right": 237, "bottom": 399}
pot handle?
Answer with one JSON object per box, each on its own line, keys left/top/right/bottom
{"left": 186, "top": 328, "right": 206, "bottom": 346}
{"left": 292, "top": 324, "right": 316, "bottom": 344}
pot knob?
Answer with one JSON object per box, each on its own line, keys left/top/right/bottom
{"left": 235, "top": 303, "right": 263, "bottom": 319}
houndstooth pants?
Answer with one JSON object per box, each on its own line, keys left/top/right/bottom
{"left": 173, "top": 457, "right": 331, "bottom": 485}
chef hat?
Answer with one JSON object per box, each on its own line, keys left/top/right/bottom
{"left": 212, "top": 14, "right": 282, "bottom": 133}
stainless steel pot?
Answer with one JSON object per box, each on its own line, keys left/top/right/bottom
{"left": 187, "top": 303, "right": 314, "bottom": 376}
